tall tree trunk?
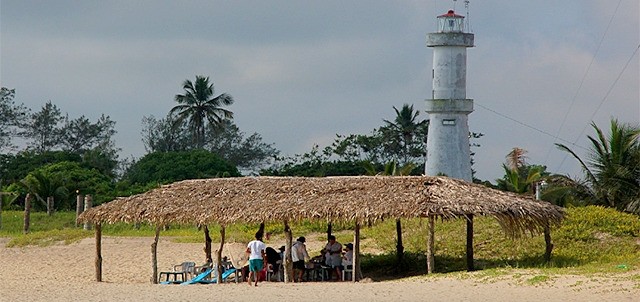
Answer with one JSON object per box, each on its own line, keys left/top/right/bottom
{"left": 395, "top": 218, "right": 404, "bottom": 272}
{"left": 327, "top": 222, "right": 332, "bottom": 240}
{"left": 23, "top": 193, "right": 32, "bottom": 234}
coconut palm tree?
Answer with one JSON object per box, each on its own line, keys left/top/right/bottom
{"left": 382, "top": 104, "right": 428, "bottom": 165}
{"left": 496, "top": 148, "right": 546, "bottom": 194}
{"left": 556, "top": 119, "right": 640, "bottom": 213}
{"left": 171, "top": 76, "right": 234, "bottom": 149}
{"left": 18, "top": 171, "right": 68, "bottom": 215}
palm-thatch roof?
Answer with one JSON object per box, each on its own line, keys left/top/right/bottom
{"left": 79, "top": 176, "right": 564, "bottom": 237}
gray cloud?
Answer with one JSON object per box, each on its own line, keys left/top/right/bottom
{"left": 1, "top": 0, "right": 638, "bottom": 181}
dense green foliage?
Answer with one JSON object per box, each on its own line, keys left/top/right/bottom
{"left": 0, "top": 151, "right": 82, "bottom": 182}
{"left": 6, "top": 161, "right": 114, "bottom": 209}
{"left": 262, "top": 159, "right": 368, "bottom": 176}
{"left": 556, "top": 119, "right": 640, "bottom": 214}
{"left": 122, "top": 149, "right": 240, "bottom": 185}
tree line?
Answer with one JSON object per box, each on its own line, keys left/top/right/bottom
{"left": 1, "top": 77, "right": 639, "bottom": 217}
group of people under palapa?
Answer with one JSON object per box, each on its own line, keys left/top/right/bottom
{"left": 244, "top": 232, "right": 354, "bottom": 286}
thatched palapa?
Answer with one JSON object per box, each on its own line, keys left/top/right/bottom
{"left": 78, "top": 176, "right": 565, "bottom": 283}
{"left": 79, "top": 176, "right": 563, "bottom": 234}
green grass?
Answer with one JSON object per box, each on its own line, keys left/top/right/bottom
{"left": 1, "top": 206, "right": 639, "bottom": 281}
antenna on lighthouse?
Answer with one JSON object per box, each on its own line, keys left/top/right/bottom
{"left": 465, "top": 0, "right": 472, "bottom": 33}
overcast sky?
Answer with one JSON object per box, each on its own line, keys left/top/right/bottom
{"left": 1, "top": 0, "right": 638, "bottom": 181}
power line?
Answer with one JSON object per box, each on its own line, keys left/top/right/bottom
{"left": 474, "top": 102, "right": 589, "bottom": 152}
{"left": 555, "top": 42, "right": 640, "bottom": 171}
{"left": 543, "top": 0, "right": 622, "bottom": 165}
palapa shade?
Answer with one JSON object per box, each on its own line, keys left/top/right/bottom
{"left": 78, "top": 175, "right": 566, "bottom": 283}
{"left": 79, "top": 176, "right": 564, "bottom": 237}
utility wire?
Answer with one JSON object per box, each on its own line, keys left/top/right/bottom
{"left": 555, "top": 42, "right": 640, "bottom": 171}
{"left": 543, "top": 0, "right": 622, "bottom": 165}
{"left": 474, "top": 102, "right": 589, "bottom": 152}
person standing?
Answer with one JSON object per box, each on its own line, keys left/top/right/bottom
{"left": 291, "top": 236, "right": 309, "bottom": 282}
{"left": 324, "top": 235, "right": 342, "bottom": 281}
{"left": 246, "top": 233, "right": 267, "bottom": 286}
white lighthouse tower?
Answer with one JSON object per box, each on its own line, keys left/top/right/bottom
{"left": 425, "top": 9, "right": 474, "bottom": 182}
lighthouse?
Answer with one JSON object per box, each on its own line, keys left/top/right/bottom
{"left": 424, "top": 9, "right": 474, "bottom": 182}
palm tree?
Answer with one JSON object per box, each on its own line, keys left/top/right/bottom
{"left": 382, "top": 104, "right": 428, "bottom": 165}
{"left": 556, "top": 119, "right": 640, "bottom": 213}
{"left": 171, "top": 76, "right": 234, "bottom": 149}
{"left": 18, "top": 171, "right": 68, "bottom": 215}
{"left": 496, "top": 148, "right": 545, "bottom": 194}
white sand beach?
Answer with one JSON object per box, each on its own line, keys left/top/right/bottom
{"left": 0, "top": 237, "right": 638, "bottom": 302}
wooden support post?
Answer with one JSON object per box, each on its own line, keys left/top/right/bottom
{"left": 75, "top": 194, "right": 83, "bottom": 227}
{"left": 426, "top": 215, "right": 435, "bottom": 274}
{"left": 216, "top": 226, "right": 225, "bottom": 284}
{"left": 283, "top": 221, "right": 293, "bottom": 283}
{"left": 466, "top": 214, "right": 474, "bottom": 271}
{"left": 83, "top": 195, "right": 92, "bottom": 230}
{"left": 151, "top": 226, "right": 160, "bottom": 284}
{"left": 544, "top": 224, "right": 553, "bottom": 263}
{"left": 95, "top": 223, "right": 102, "bottom": 282}
{"left": 23, "top": 193, "right": 32, "bottom": 234}
{"left": 353, "top": 221, "right": 361, "bottom": 282}
{"left": 204, "top": 225, "right": 212, "bottom": 263}
{"left": 395, "top": 218, "right": 404, "bottom": 272}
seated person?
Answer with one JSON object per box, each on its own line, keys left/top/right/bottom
{"left": 265, "top": 246, "right": 282, "bottom": 277}
{"left": 342, "top": 243, "right": 353, "bottom": 270}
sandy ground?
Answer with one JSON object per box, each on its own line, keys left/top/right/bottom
{"left": 0, "top": 237, "right": 638, "bottom": 302}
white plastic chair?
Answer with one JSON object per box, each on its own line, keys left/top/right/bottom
{"left": 342, "top": 264, "right": 353, "bottom": 281}
{"left": 173, "top": 261, "right": 196, "bottom": 279}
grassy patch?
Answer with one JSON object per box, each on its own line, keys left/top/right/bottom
{"left": 527, "top": 274, "right": 551, "bottom": 285}
{"left": 7, "top": 228, "right": 88, "bottom": 247}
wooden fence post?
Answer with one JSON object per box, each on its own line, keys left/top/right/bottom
{"left": 23, "top": 193, "right": 32, "bottom": 234}
{"left": 47, "top": 196, "right": 54, "bottom": 216}
{"left": 75, "top": 193, "right": 83, "bottom": 227}
{"left": 83, "top": 195, "right": 92, "bottom": 230}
